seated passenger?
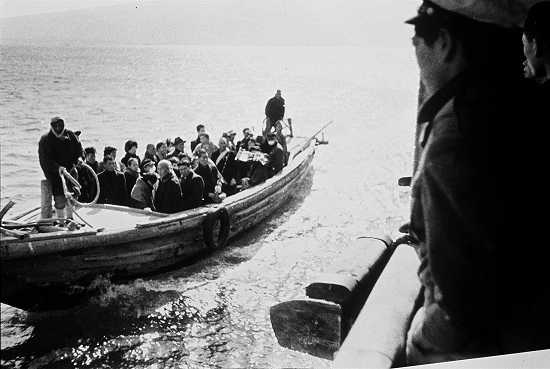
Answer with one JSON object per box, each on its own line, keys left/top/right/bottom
{"left": 224, "top": 130, "right": 237, "bottom": 151}
{"left": 142, "top": 143, "right": 159, "bottom": 165}
{"left": 169, "top": 157, "right": 180, "bottom": 178}
{"left": 154, "top": 160, "right": 183, "bottom": 213}
{"left": 192, "top": 132, "right": 218, "bottom": 157}
{"left": 124, "top": 157, "right": 140, "bottom": 204}
{"left": 141, "top": 158, "right": 156, "bottom": 174}
{"left": 120, "top": 140, "right": 140, "bottom": 171}
{"left": 97, "top": 146, "right": 121, "bottom": 172}
{"left": 236, "top": 128, "right": 253, "bottom": 151}
{"left": 78, "top": 151, "right": 98, "bottom": 204}
{"left": 261, "top": 132, "right": 285, "bottom": 177}
{"left": 212, "top": 137, "right": 238, "bottom": 195}
{"left": 156, "top": 141, "right": 169, "bottom": 161}
{"left": 131, "top": 172, "right": 158, "bottom": 210}
{"left": 242, "top": 142, "right": 270, "bottom": 188}
{"left": 191, "top": 124, "right": 206, "bottom": 152}
{"left": 195, "top": 149, "right": 221, "bottom": 203}
{"left": 84, "top": 146, "right": 99, "bottom": 173}
{"left": 97, "top": 155, "right": 128, "bottom": 206}
{"left": 167, "top": 137, "right": 186, "bottom": 158}
{"left": 178, "top": 158, "right": 204, "bottom": 210}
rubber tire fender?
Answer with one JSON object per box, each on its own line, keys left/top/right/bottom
{"left": 202, "top": 207, "right": 230, "bottom": 250}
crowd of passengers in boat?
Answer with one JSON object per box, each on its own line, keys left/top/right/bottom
{"left": 38, "top": 90, "right": 288, "bottom": 216}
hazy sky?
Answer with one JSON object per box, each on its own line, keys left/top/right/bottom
{"left": 1, "top": 0, "right": 419, "bottom": 18}
{"left": 0, "top": 0, "right": 419, "bottom": 46}
{"left": 0, "top": 0, "right": 134, "bottom": 18}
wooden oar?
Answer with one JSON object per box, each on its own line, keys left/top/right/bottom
{"left": 292, "top": 120, "right": 333, "bottom": 160}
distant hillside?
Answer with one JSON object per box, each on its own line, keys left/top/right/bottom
{"left": 0, "top": 0, "right": 415, "bottom": 46}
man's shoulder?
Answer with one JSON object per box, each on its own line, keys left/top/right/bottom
{"left": 39, "top": 131, "right": 53, "bottom": 144}
{"left": 169, "top": 175, "right": 180, "bottom": 185}
{"left": 191, "top": 173, "right": 204, "bottom": 183}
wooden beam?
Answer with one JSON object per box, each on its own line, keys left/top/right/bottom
{"left": 333, "top": 245, "right": 421, "bottom": 368}
{"left": 305, "top": 237, "right": 391, "bottom": 305}
{"left": 270, "top": 299, "right": 342, "bottom": 360}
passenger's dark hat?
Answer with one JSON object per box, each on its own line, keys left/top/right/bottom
{"left": 174, "top": 137, "right": 186, "bottom": 145}
{"left": 406, "top": 0, "right": 529, "bottom": 28}
{"left": 266, "top": 132, "right": 277, "bottom": 139}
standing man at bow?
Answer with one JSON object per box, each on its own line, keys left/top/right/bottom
{"left": 38, "top": 116, "right": 83, "bottom": 220}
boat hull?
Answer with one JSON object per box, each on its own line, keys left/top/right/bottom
{"left": 1, "top": 144, "right": 315, "bottom": 311}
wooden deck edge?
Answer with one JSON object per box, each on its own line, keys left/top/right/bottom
{"left": 333, "top": 245, "right": 421, "bottom": 368}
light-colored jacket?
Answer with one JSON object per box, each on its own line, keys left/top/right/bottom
{"left": 131, "top": 177, "right": 154, "bottom": 209}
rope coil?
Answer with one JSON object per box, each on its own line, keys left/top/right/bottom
{"left": 60, "top": 162, "right": 100, "bottom": 207}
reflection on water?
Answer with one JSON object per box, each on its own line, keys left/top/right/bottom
{"left": 2, "top": 170, "right": 336, "bottom": 368}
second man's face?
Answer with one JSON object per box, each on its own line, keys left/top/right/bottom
{"left": 522, "top": 34, "right": 544, "bottom": 78}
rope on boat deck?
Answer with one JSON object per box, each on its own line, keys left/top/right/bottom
{"left": 60, "top": 162, "right": 100, "bottom": 229}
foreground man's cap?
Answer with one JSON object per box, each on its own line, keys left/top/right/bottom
{"left": 406, "top": 0, "right": 532, "bottom": 28}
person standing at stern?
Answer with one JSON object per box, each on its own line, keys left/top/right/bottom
{"left": 38, "top": 116, "right": 83, "bottom": 220}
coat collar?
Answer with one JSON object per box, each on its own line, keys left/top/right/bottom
{"left": 417, "top": 71, "right": 469, "bottom": 125}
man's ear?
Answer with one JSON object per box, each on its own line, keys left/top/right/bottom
{"left": 438, "top": 28, "right": 456, "bottom": 62}
{"left": 533, "top": 37, "right": 541, "bottom": 58}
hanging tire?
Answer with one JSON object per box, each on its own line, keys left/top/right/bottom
{"left": 203, "top": 207, "right": 230, "bottom": 250}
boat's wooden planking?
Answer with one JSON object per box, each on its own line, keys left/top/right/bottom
{"left": 1, "top": 143, "right": 315, "bottom": 285}
{"left": 3, "top": 228, "right": 205, "bottom": 285}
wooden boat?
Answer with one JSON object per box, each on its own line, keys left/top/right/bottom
{"left": 0, "top": 133, "right": 324, "bottom": 311}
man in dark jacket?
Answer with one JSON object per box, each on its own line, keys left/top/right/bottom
{"left": 178, "top": 159, "right": 204, "bottom": 210}
{"left": 124, "top": 157, "right": 140, "bottom": 206}
{"left": 264, "top": 90, "right": 285, "bottom": 136}
{"left": 98, "top": 146, "right": 121, "bottom": 173}
{"left": 154, "top": 160, "right": 183, "bottom": 213}
{"left": 84, "top": 147, "right": 99, "bottom": 173}
{"left": 79, "top": 147, "right": 99, "bottom": 203}
{"left": 404, "top": 1, "right": 549, "bottom": 364}
{"left": 167, "top": 137, "right": 186, "bottom": 159}
{"left": 190, "top": 124, "right": 206, "bottom": 152}
{"left": 120, "top": 140, "right": 140, "bottom": 171}
{"left": 38, "top": 116, "right": 83, "bottom": 219}
{"left": 261, "top": 132, "right": 285, "bottom": 177}
{"left": 97, "top": 155, "right": 128, "bottom": 206}
{"left": 212, "top": 137, "right": 239, "bottom": 195}
{"left": 194, "top": 149, "right": 220, "bottom": 204}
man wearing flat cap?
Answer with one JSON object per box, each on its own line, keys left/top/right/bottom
{"left": 38, "top": 117, "right": 83, "bottom": 220}
{"left": 167, "top": 136, "right": 186, "bottom": 159}
{"left": 404, "top": 0, "right": 549, "bottom": 364}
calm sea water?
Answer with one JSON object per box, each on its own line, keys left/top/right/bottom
{"left": 0, "top": 44, "right": 418, "bottom": 368}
